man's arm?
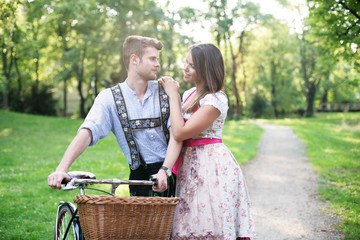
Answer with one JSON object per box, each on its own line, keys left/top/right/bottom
{"left": 47, "top": 128, "right": 92, "bottom": 189}
{"left": 153, "top": 127, "right": 182, "bottom": 193}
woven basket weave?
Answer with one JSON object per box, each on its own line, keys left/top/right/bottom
{"left": 73, "top": 195, "right": 180, "bottom": 240}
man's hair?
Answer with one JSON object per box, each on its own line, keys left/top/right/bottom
{"left": 123, "top": 35, "right": 163, "bottom": 70}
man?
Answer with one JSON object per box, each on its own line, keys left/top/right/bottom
{"left": 48, "top": 35, "right": 181, "bottom": 196}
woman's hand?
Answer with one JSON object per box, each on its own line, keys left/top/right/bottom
{"left": 159, "top": 76, "right": 180, "bottom": 98}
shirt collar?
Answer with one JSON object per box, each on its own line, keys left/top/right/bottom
{"left": 122, "top": 80, "right": 154, "bottom": 101}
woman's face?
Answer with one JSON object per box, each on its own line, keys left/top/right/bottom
{"left": 183, "top": 52, "right": 199, "bottom": 84}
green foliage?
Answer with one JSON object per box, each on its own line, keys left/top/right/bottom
{"left": 306, "top": 0, "right": 360, "bottom": 100}
{"left": 1, "top": 0, "right": 193, "bottom": 116}
{"left": 307, "top": 0, "right": 360, "bottom": 58}
{"left": 267, "top": 112, "right": 360, "bottom": 239}
{"left": 25, "top": 83, "right": 58, "bottom": 116}
{"left": 0, "top": 0, "right": 18, "bottom": 33}
{"left": 248, "top": 91, "right": 268, "bottom": 118}
{"left": 206, "top": 0, "right": 267, "bottom": 116}
{"left": 0, "top": 0, "right": 359, "bottom": 119}
{"left": 0, "top": 110, "right": 262, "bottom": 239}
{"left": 324, "top": 61, "right": 360, "bottom": 103}
{"left": 5, "top": 83, "right": 58, "bottom": 116}
{"left": 246, "top": 19, "right": 302, "bottom": 118}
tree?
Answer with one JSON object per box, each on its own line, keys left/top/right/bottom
{"left": 319, "top": 59, "right": 360, "bottom": 104}
{"left": 307, "top": 0, "right": 360, "bottom": 70}
{"left": 44, "top": 0, "right": 112, "bottom": 117}
{"left": 305, "top": 0, "right": 360, "bottom": 115}
{"left": 206, "top": 0, "right": 267, "bottom": 117}
{"left": 43, "top": 1, "right": 78, "bottom": 116}
{"left": 0, "top": 0, "right": 20, "bottom": 109}
{"left": 23, "top": 0, "right": 52, "bottom": 87}
{"left": 247, "top": 20, "right": 301, "bottom": 118}
{"left": 71, "top": 0, "right": 108, "bottom": 117}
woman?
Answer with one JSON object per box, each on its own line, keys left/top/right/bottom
{"left": 159, "top": 43, "right": 255, "bottom": 239}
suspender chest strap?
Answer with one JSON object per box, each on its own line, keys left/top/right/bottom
{"left": 111, "top": 83, "right": 170, "bottom": 170}
{"left": 158, "top": 83, "right": 170, "bottom": 143}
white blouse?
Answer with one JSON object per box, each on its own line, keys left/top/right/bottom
{"left": 182, "top": 87, "right": 229, "bottom": 139}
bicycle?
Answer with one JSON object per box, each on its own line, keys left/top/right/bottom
{"left": 53, "top": 171, "right": 157, "bottom": 240}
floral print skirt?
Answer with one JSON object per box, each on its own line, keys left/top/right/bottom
{"left": 171, "top": 143, "right": 255, "bottom": 240}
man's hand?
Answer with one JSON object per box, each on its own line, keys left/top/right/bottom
{"left": 152, "top": 169, "right": 168, "bottom": 193}
{"left": 48, "top": 171, "right": 69, "bottom": 189}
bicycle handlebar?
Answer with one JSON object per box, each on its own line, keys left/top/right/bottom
{"left": 63, "top": 178, "right": 155, "bottom": 190}
{"left": 62, "top": 175, "right": 157, "bottom": 194}
{"left": 60, "top": 171, "right": 158, "bottom": 195}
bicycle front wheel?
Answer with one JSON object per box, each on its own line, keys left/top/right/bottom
{"left": 54, "top": 202, "right": 83, "bottom": 240}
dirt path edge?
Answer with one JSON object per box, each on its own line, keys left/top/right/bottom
{"left": 242, "top": 122, "right": 344, "bottom": 240}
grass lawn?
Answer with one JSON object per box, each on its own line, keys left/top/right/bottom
{"left": 265, "top": 112, "right": 360, "bottom": 239}
{"left": 0, "top": 110, "right": 263, "bottom": 239}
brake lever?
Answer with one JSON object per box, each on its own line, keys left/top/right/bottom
{"left": 150, "top": 174, "right": 158, "bottom": 187}
{"left": 61, "top": 178, "right": 77, "bottom": 191}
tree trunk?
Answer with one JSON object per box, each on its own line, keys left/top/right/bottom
{"left": 34, "top": 48, "right": 40, "bottom": 86}
{"left": 57, "top": 23, "right": 71, "bottom": 117}
{"left": 63, "top": 78, "right": 67, "bottom": 117}
{"left": 14, "top": 56, "right": 22, "bottom": 99}
{"left": 2, "top": 39, "right": 15, "bottom": 110}
{"left": 271, "top": 83, "right": 279, "bottom": 118}
{"left": 231, "top": 59, "right": 241, "bottom": 115}
{"left": 319, "top": 89, "right": 328, "bottom": 104}
{"left": 33, "top": 22, "right": 40, "bottom": 87}
{"left": 227, "top": 32, "right": 242, "bottom": 115}
{"left": 270, "top": 60, "right": 279, "bottom": 118}
{"left": 298, "top": 35, "right": 318, "bottom": 118}
{"left": 238, "top": 30, "right": 247, "bottom": 116}
{"left": 77, "top": 44, "right": 87, "bottom": 118}
{"left": 94, "top": 54, "right": 99, "bottom": 97}
{"left": 305, "top": 82, "right": 317, "bottom": 117}
{"left": 1, "top": 41, "right": 10, "bottom": 109}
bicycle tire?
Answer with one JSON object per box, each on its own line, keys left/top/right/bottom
{"left": 53, "top": 202, "right": 84, "bottom": 240}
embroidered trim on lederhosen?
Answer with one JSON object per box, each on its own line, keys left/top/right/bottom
{"left": 159, "top": 84, "right": 170, "bottom": 142}
{"left": 111, "top": 83, "right": 170, "bottom": 170}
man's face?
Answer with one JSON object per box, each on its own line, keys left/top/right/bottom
{"left": 136, "top": 47, "right": 160, "bottom": 80}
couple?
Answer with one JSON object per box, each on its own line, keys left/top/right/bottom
{"left": 48, "top": 35, "right": 255, "bottom": 239}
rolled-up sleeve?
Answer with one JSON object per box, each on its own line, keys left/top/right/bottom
{"left": 79, "top": 89, "right": 113, "bottom": 146}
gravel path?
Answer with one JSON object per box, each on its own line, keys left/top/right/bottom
{"left": 242, "top": 122, "right": 344, "bottom": 240}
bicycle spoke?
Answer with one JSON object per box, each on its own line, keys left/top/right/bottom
{"left": 55, "top": 204, "right": 77, "bottom": 240}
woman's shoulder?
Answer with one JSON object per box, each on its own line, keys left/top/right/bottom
{"left": 200, "top": 91, "right": 228, "bottom": 114}
{"left": 202, "top": 91, "right": 228, "bottom": 102}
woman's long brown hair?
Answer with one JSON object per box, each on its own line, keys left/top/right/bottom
{"left": 183, "top": 43, "right": 225, "bottom": 113}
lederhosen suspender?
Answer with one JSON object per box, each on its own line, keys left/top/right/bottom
{"left": 111, "top": 83, "right": 170, "bottom": 170}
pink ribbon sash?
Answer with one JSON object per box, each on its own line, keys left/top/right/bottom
{"left": 172, "top": 138, "right": 222, "bottom": 175}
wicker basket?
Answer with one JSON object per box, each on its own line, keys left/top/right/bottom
{"left": 73, "top": 195, "right": 180, "bottom": 240}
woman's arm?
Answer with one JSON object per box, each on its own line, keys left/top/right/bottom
{"left": 170, "top": 96, "right": 220, "bottom": 141}
{"left": 152, "top": 127, "right": 183, "bottom": 193}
